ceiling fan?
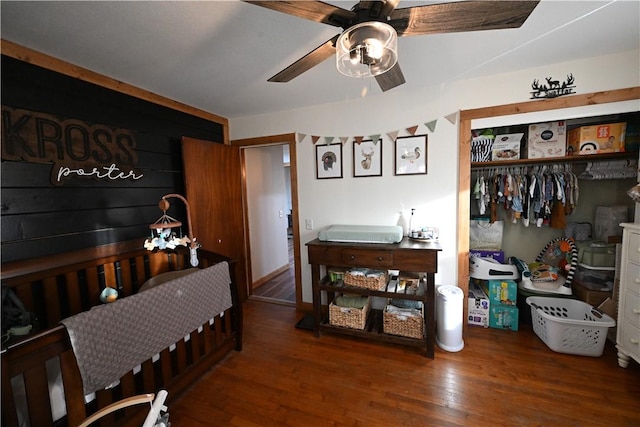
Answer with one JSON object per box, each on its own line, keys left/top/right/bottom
{"left": 244, "top": 0, "right": 540, "bottom": 91}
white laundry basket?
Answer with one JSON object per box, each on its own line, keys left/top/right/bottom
{"left": 526, "top": 296, "right": 615, "bottom": 357}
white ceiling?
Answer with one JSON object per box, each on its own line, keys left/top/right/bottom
{"left": 1, "top": 1, "right": 639, "bottom": 119}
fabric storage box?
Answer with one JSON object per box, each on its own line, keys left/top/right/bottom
{"left": 491, "top": 133, "right": 523, "bottom": 161}
{"left": 468, "top": 282, "right": 490, "bottom": 327}
{"left": 383, "top": 303, "right": 424, "bottom": 339}
{"left": 482, "top": 280, "right": 517, "bottom": 306}
{"left": 526, "top": 296, "right": 615, "bottom": 356}
{"left": 489, "top": 305, "right": 519, "bottom": 331}
{"left": 344, "top": 268, "right": 388, "bottom": 290}
{"left": 329, "top": 296, "right": 370, "bottom": 330}
{"left": 469, "top": 249, "right": 505, "bottom": 263}
{"left": 567, "top": 122, "right": 626, "bottom": 155}
{"left": 527, "top": 121, "right": 567, "bottom": 159}
{"left": 471, "top": 136, "right": 494, "bottom": 162}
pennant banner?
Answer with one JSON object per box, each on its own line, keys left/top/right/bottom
{"left": 339, "top": 136, "right": 349, "bottom": 145}
{"left": 354, "top": 136, "right": 364, "bottom": 144}
{"left": 296, "top": 133, "right": 306, "bottom": 143}
{"left": 445, "top": 112, "right": 457, "bottom": 125}
{"left": 324, "top": 136, "right": 335, "bottom": 145}
{"left": 311, "top": 136, "right": 321, "bottom": 144}
{"left": 386, "top": 130, "right": 399, "bottom": 142}
{"left": 406, "top": 125, "right": 419, "bottom": 135}
{"left": 369, "top": 134, "right": 381, "bottom": 143}
{"left": 425, "top": 120, "right": 437, "bottom": 133}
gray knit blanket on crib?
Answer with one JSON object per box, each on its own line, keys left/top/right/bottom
{"left": 61, "top": 261, "right": 232, "bottom": 395}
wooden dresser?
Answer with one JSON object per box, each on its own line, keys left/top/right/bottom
{"left": 616, "top": 223, "right": 640, "bottom": 368}
{"left": 306, "top": 238, "right": 442, "bottom": 358}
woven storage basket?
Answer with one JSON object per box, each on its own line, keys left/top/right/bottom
{"left": 383, "top": 304, "right": 424, "bottom": 339}
{"left": 526, "top": 296, "right": 615, "bottom": 357}
{"left": 344, "top": 269, "right": 388, "bottom": 290}
{"left": 329, "top": 298, "right": 369, "bottom": 330}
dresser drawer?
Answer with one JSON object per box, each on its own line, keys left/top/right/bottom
{"left": 618, "top": 321, "right": 640, "bottom": 362}
{"left": 341, "top": 249, "right": 393, "bottom": 267}
{"left": 623, "top": 259, "right": 640, "bottom": 293}
{"left": 621, "top": 289, "right": 640, "bottom": 329}
{"left": 625, "top": 231, "right": 640, "bottom": 263}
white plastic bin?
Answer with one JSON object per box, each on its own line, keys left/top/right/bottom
{"left": 436, "top": 285, "right": 464, "bottom": 352}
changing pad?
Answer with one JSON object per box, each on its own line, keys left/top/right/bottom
{"left": 317, "top": 225, "right": 403, "bottom": 244}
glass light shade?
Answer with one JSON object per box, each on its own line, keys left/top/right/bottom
{"left": 336, "top": 21, "right": 398, "bottom": 78}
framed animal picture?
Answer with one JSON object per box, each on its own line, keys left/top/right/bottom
{"left": 395, "top": 135, "right": 427, "bottom": 175}
{"left": 353, "top": 139, "right": 382, "bottom": 177}
{"left": 316, "top": 143, "right": 343, "bottom": 179}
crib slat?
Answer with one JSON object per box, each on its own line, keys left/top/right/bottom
{"left": 42, "top": 276, "right": 61, "bottom": 326}
{"left": 119, "top": 259, "right": 133, "bottom": 296}
{"left": 85, "top": 267, "right": 101, "bottom": 308}
{"left": 95, "top": 388, "right": 116, "bottom": 426}
{"left": 141, "top": 359, "right": 155, "bottom": 392}
{"left": 60, "top": 349, "right": 86, "bottom": 426}
{"left": 175, "top": 340, "right": 187, "bottom": 374}
{"left": 160, "top": 348, "right": 173, "bottom": 385}
{"left": 65, "top": 271, "right": 82, "bottom": 315}
{"left": 1, "top": 355, "right": 20, "bottom": 427}
{"left": 24, "top": 363, "right": 54, "bottom": 426}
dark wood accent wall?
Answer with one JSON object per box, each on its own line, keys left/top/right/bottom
{"left": 1, "top": 55, "right": 226, "bottom": 262}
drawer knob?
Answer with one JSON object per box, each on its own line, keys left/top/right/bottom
{"left": 350, "top": 255, "right": 356, "bottom": 261}
{"left": 377, "top": 256, "right": 383, "bottom": 261}
{"left": 633, "top": 309, "right": 640, "bottom": 315}
{"left": 630, "top": 339, "right": 639, "bottom": 345}
{"left": 634, "top": 277, "right": 640, "bottom": 284}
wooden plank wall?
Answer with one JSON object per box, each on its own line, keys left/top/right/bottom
{"left": 1, "top": 55, "right": 226, "bottom": 262}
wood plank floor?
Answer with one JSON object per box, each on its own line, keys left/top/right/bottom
{"left": 169, "top": 300, "right": 640, "bottom": 427}
{"left": 252, "top": 238, "right": 295, "bottom": 302}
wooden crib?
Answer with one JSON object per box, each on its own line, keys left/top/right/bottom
{"left": 1, "top": 241, "right": 243, "bottom": 427}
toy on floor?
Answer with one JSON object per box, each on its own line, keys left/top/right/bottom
{"left": 509, "top": 237, "right": 577, "bottom": 296}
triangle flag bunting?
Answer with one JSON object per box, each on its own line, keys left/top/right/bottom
{"left": 406, "top": 125, "right": 419, "bottom": 135}
{"left": 369, "top": 134, "right": 381, "bottom": 143}
{"left": 425, "top": 120, "right": 437, "bottom": 132}
{"left": 354, "top": 136, "right": 364, "bottom": 144}
{"left": 445, "top": 112, "right": 458, "bottom": 124}
{"left": 386, "top": 131, "right": 399, "bottom": 142}
{"left": 324, "top": 136, "right": 335, "bottom": 145}
{"left": 296, "top": 133, "right": 306, "bottom": 143}
{"left": 339, "top": 137, "right": 349, "bottom": 145}
{"left": 311, "top": 136, "right": 321, "bottom": 144}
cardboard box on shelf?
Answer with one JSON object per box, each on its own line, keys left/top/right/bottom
{"left": 468, "top": 282, "right": 490, "bottom": 328}
{"left": 528, "top": 121, "right": 566, "bottom": 159}
{"left": 567, "top": 122, "right": 626, "bottom": 155}
{"left": 491, "top": 133, "right": 523, "bottom": 161}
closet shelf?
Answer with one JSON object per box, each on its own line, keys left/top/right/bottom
{"left": 471, "top": 151, "right": 637, "bottom": 169}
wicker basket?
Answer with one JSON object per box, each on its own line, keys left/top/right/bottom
{"left": 383, "top": 304, "right": 424, "bottom": 339}
{"left": 329, "top": 297, "right": 370, "bottom": 330}
{"left": 344, "top": 269, "right": 388, "bottom": 290}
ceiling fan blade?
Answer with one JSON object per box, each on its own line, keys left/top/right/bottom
{"left": 268, "top": 35, "right": 339, "bottom": 83}
{"left": 375, "top": 62, "right": 405, "bottom": 92}
{"left": 243, "top": 1, "right": 355, "bottom": 27}
{"left": 390, "top": 1, "right": 540, "bottom": 36}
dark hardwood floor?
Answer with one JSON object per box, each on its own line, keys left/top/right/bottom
{"left": 252, "top": 238, "right": 295, "bottom": 303}
{"left": 169, "top": 300, "right": 640, "bottom": 426}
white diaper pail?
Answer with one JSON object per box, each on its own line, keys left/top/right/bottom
{"left": 436, "top": 285, "right": 464, "bottom": 352}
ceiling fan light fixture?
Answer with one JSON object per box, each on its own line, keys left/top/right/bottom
{"left": 336, "top": 21, "right": 398, "bottom": 78}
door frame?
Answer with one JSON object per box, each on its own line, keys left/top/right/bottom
{"left": 231, "top": 133, "right": 303, "bottom": 309}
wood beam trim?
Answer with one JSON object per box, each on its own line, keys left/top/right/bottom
{"left": 1, "top": 39, "right": 229, "bottom": 143}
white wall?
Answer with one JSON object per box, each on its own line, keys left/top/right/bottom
{"left": 231, "top": 50, "right": 640, "bottom": 303}
{"left": 244, "top": 145, "right": 290, "bottom": 283}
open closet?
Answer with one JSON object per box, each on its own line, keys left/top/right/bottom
{"left": 457, "top": 87, "right": 640, "bottom": 324}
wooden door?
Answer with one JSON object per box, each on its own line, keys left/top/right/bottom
{"left": 181, "top": 136, "right": 247, "bottom": 301}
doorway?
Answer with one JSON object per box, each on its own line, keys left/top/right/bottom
{"left": 231, "top": 133, "right": 302, "bottom": 308}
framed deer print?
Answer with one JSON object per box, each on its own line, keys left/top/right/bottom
{"left": 395, "top": 135, "right": 427, "bottom": 175}
{"left": 316, "top": 143, "right": 343, "bottom": 179}
{"left": 353, "top": 139, "right": 382, "bottom": 177}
